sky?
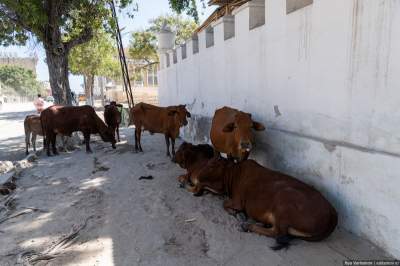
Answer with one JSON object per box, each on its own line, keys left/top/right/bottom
{"left": 0, "top": 0, "right": 214, "bottom": 93}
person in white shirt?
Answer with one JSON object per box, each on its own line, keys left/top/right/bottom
{"left": 33, "top": 94, "right": 45, "bottom": 113}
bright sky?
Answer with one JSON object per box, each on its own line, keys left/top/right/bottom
{"left": 0, "top": 0, "right": 214, "bottom": 93}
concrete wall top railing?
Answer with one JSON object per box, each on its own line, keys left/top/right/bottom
{"left": 158, "top": 0, "right": 400, "bottom": 258}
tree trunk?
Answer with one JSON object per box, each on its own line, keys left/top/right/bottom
{"left": 45, "top": 48, "right": 72, "bottom": 105}
{"left": 84, "top": 75, "right": 94, "bottom": 106}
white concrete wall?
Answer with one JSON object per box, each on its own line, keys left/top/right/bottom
{"left": 158, "top": 0, "right": 400, "bottom": 258}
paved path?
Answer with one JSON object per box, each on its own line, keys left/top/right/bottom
{"left": 0, "top": 103, "right": 38, "bottom": 162}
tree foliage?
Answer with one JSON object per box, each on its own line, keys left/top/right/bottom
{"left": 69, "top": 30, "right": 120, "bottom": 80}
{"left": 148, "top": 14, "right": 198, "bottom": 45}
{"left": 128, "top": 14, "right": 198, "bottom": 65}
{"left": 0, "top": 0, "right": 134, "bottom": 104}
{"left": 0, "top": 65, "right": 42, "bottom": 97}
{"left": 0, "top": 0, "right": 199, "bottom": 104}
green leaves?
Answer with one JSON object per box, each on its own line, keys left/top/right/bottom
{"left": 0, "top": 65, "right": 43, "bottom": 97}
{"left": 128, "top": 14, "right": 198, "bottom": 66}
{"left": 69, "top": 29, "right": 120, "bottom": 80}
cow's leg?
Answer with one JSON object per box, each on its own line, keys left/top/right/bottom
{"left": 223, "top": 199, "right": 244, "bottom": 216}
{"left": 116, "top": 125, "right": 120, "bottom": 142}
{"left": 46, "top": 132, "right": 51, "bottom": 156}
{"left": 25, "top": 131, "right": 30, "bottom": 155}
{"left": 134, "top": 128, "right": 139, "bottom": 151}
{"left": 51, "top": 133, "right": 58, "bottom": 156}
{"left": 243, "top": 223, "right": 279, "bottom": 238}
{"left": 32, "top": 133, "right": 37, "bottom": 152}
{"left": 165, "top": 134, "right": 171, "bottom": 157}
{"left": 84, "top": 132, "right": 92, "bottom": 153}
{"left": 171, "top": 137, "right": 176, "bottom": 157}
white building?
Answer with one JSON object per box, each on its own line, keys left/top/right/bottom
{"left": 158, "top": 0, "right": 400, "bottom": 258}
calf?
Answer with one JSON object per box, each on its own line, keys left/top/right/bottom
{"left": 130, "top": 102, "right": 191, "bottom": 157}
{"left": 41, "top": 105, "right": 116, "bottom": 156}
{"left": 184, "top": 158, "right": 338, "bottom": 250}
{"left": 104, "top": 101, "right": 122, "bottom": 142}
{"left": 210, "top": 106, "right": 265, "bottom": 161}
{"left": 24, "top": 115, "right": 43, "bottom": 155}
{"left": 172, "top": 142, "right": 215, "bottom": 184}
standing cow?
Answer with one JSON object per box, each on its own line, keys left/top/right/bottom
{"left": 104, "top": 101, "right": 122, "bottom": 142}
{"left": 41, "top": 105, "right": 116, "bottom": 156}
{"left": 24, "top": 115, "right": 43, "bottom": 155}
{"left": 130, "top": 102, "right": 191, "bottom": 157}
{"left": 210, "top": 106, "right": 265, "bottom": 161}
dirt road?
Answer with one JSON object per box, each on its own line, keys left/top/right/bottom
{"left": 0, "top": 117, "right": 393, "bottom": 265}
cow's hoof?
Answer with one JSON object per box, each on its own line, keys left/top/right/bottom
{"left": 235, "top": 212, "right": 247, "bottom": 222}
{"left": 0, "top": 187, "right": 10, "bottom": 195}
{"left": 86, "top": 150, "right": 93, "bottom": 154}
{"left": 239, "top": 222, "right": 251, "bottom": 232}
{"left": 193, "top": 190, "right": 204, "bottom": 197}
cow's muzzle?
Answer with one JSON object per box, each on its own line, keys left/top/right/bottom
{"left": 240, "top": 141, "right": 252, "bottom": 152}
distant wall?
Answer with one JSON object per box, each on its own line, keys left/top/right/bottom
{"left": 158, "top": 0, "right": 400, "bottom": 257}
{"left": 0, "top": 56, "right": 38, "bottom": 75}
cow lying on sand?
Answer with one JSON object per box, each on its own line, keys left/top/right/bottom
{"left": 210, "top": 106, "right": 265, "bottom": 161}
{"left": 104, "top": 101, "right": 122, "bottom": 142}
{"left": 130, "top": 102, "right": 191, "bottom": 157}
{"left": 172, "top": 142, "right": 215, "bottom": 185}
{"left": 183, "top": 157, "right": 338, "bottom": 250}
{"left": 24, "top": 115, "right": 43, "bottom": 155}
{"left": 41, "top": 105, "right": 116, "bottom": 156}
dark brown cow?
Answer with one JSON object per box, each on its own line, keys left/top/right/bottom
{"left": 41, "top": 105, "right": 116, "bottom": 156}
{"left": 210, "top": 106, "right": 265, "bottom": 161}
{"left": 184, "top": 158, "right": 338, "bottom": 250}
{"left": 130, "top": 102, "right": 191, "bottom": 157}
{"left": 104, "top": 101, "right": 122, "bottom": 142}
{"left": 24, "top": 115, "right": 43, "bottom": 155}
{"left": 172, "top": 142, "right": 215, "bottom": 184}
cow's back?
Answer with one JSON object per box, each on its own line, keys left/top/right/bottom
{"left": 105, "top": 105, "right": 121, "bottom": 127}
{"left": 24, "top": 115, "right": 43, "bottom": 135}
{"left": 41, "top": 105, "right": 97, "bottom": 136}
{"left": 131, "top": 103, "right": 167, "bottom": 133}
{"left": 210, "top": 106, "right": 238, "bottom": 153}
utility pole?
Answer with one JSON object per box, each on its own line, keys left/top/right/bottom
{"left": 109, "top": 0, "right": 134, "bottom": 108}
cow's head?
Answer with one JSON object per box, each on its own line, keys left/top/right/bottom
{"left": 168, "top": 105, "right": 191, "bottom": 127}
{"left": 188, "top": 157, "right": 230, "bottom": 196}
{"left": 222, "top": 112, "right": 265, "bottom": 160}
{"left": 100, "top": 127, "right": 117, "bottom": 149}
{"left": 172, "top": 142, "right": 192, "bottom": 167}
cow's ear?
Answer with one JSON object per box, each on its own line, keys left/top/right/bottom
{"left": 168, "top": 110, "right": 178, "bottom": 116}
{"left": 186, "top": 111, "right": 191, "bottom": 118}
{"left": 222, "top": 122, "right": 235, "bottom": 132}
{"left": 252, "top": 121, "right": 265, "bottom": 131}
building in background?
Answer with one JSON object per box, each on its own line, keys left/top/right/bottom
{"left": 93, "top": 56, "right": 159, "bottom": 106}
{"left": 0, "top": 52, "right": 38, "bottom": 75}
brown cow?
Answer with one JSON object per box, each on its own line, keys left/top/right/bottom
{"left": 172, "top": 142, "right": 215, "bottom": 184}
{"left": 24, "top": 115, "right": 43, "bottom": 155}
{"left": 130, "top": 102, "right": 191, "bottom": 157}
{"left": 41, "top": 105, "right": 116, "bottom": 156}
{"left": 184, "top": 158, "right": 338, "bottom": 250}
{"left": 104, "top": 101, "right": 122, "bottom": 142}
{"left": 210, "top": 106, "right": 265, "bottom": 161}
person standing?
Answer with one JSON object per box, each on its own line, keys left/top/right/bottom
{"left": 33, "top": 94, "right": 45, "bottom": 113}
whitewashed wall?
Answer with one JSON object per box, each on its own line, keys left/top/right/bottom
{"left": 158, "top": 0, "right": 400, "bottom": 258}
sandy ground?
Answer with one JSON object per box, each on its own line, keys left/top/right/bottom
{"left": 0, "top": 104, "right": 393, "bottom": 266}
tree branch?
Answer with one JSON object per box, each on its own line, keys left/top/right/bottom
{"left": 0, "top": 7, "right": 33, "bottom": 33}
{"left": 64, "top": 27, "right": 93, "bottom": 51}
